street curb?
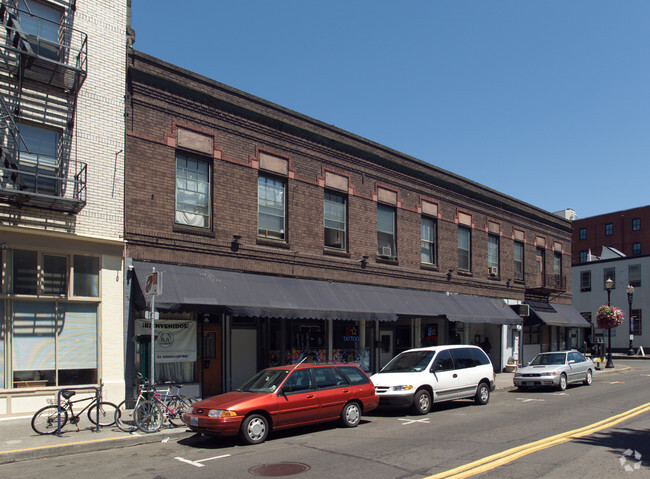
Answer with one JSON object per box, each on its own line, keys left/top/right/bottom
{"left": 0, "top": 428, "right": 193, "bottom": 465}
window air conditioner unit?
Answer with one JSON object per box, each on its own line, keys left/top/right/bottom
{"left": 381, "top": 246, "right": 392, "bottom": 257}
{"left": 489, "top": 266, "right": 499, "bottom": 276}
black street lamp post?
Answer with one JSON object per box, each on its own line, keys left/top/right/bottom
{"left": 605, "top": 277, "right": 615, "bottom": 369}
{"left": 627, "top": 284, "right": 635, "bottom": 356}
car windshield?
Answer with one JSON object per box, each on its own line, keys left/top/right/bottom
{"left": 379, "top": 351, "right": 435, "bottom": 373}
{"left": 530, "top": 353, "right": 566, "bottom": 366}
{"left": 237, "top": 369, "right": 289, "bottom": 393}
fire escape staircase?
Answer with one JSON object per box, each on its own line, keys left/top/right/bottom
{"left": 0, "top": 0, "right": 87, "bottom": 213}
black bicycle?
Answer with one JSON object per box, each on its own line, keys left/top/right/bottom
{"left": 31, "top": 387, "right": 118, "bottom": 435}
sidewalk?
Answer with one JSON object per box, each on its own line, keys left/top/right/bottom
{"left": 0, "top": 416, "right": 193, "bottom": 465}
{"left": 0, "top": 364, "right": 633, "bottom": 465}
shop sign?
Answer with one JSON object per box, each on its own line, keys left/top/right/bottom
{"left": 136, "top": 318, "right": 197, "bottom": 362}
{"left": 343, "top": 325, "right": 359, "bottom": 342}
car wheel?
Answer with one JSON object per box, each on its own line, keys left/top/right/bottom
{"left": 558, "top": 373, "right": 567, "bottom": 391}
{"left": 475, "top": 381, "right": 490, "bottom": 405}
{"left": 240, "top": 414, "right": 269, "bottom": 445}
{"left": 412, "top": 389, "right": 431, "bottom": 415}
{"left": 340, "top": 402, "right": 361, "bottom": 428}
{"left": 584, "top": 369, "right": 593, "bottom": 386}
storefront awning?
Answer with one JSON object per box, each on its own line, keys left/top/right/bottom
{"left": 132, "top": 261, "right": 521, "bottom": 325}
{"left": 525, "top": 301, "right": 591, "bottom": 328}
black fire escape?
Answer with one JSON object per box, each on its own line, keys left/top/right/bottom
{"left": 0, "top": 0, "right": 87, "bottom": 213}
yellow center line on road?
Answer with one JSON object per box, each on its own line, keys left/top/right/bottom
{"left": 427, "top": 401, "right": 650, "bottom": 479}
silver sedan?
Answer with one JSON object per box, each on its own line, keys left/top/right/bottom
{"left": 513, "top": 350, "right": 594, "bottom": 391}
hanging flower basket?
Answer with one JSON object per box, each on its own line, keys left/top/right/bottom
{"left": 596, "top": 305, "right": 624, "bottom": 329}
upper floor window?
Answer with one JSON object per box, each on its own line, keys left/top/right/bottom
{"left": 632, "top": 218, "right": 641, "bottom": 231}
{"left": 580, "top": 271, "right": 591, "bottom": 292}
{"left": 629, "top": 265, "right": 641, "bottom": 287}
{"left": 324, "top": 191, "right": 346, "bottom": 250}
{"left": 579, "top": 250, "right": 588, "bottom": 263}
{"left": 458, "top": 226, "right": 471, "bottom": 272}
{"left": 605, "top": 223, "right": 613, "bottom": 236}
{"left": 258, "top": 175, "right": 286, "bottom": 241}
{"left": 421, "top": 217, "right": 437, "bottom": 265}
{"left": 513, "top": 241, "right": 524, "bottom": 280}
{"left": 579, "top": 228, "right": 586, "bottom": 240}
{"left": 175, "top": 153, "right": 211, "bottom": 229}
{"left": 553, "top": 252, "right": 562, "bottom": 277}
{"left": 377, "top": 205, "right": 396, "bottom": 258}
{"left": 16, "top": 122, "right": 60, "bottom": 196}
{"left": 632, "top": 243, "right": 641, "bottom": 256}
{"left": 488, "top": 234, "right": 499, "bottom": 275}
{"left": 17, "top": 0, "right": 62, "bottom": 60}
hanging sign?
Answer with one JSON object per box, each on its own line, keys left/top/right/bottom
{"left": 136, "top": 318, "right": 197, "bottom": 363}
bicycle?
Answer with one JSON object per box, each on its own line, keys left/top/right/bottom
{"left": 31, "top": 384, "right": 118, "bottom": 435}
{"left": 116, "top": 374, "right": 197, "bottom": 433}
{"left": 134, "top": 382, "right": 196, "bottom": 433}
{"left": 114, "top": 373, "right": 151, "bottom": 433}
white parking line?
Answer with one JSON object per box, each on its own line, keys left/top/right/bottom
{"left": 609, "top": 381, "right": 624, "bottom": 384}
{"left": 175, "top": 454, "right": 231, "bottom": 468}
{"left": 516, "top": 398, "right": 544, "bottom": 403}
{"left": 399, "top": 418, "right": 431, "bottom": 425}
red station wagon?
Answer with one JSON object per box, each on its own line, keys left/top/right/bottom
{"left": 182, "top": 363, "right": 379, "bottom": 444}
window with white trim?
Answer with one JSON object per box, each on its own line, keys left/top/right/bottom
{"left": 377, "top": 204, "right": 396, "bottom": 258}
{"left": 258, "top": 175, "right": 286, "bottom": 240}
{"left": 324, "top": 191, "right": 346, "bottom": 250}
{"left": 175, "top": 153, "right": 211, "bottom": 228}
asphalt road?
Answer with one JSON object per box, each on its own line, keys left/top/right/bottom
{"left": 2, "top": 360, "right": 649, "bottom": 479}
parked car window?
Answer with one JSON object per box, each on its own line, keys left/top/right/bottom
{"left": 283, "top": 369, "right": 314, "bottom": 392}
{"left": 380, "top": 351, "right": 435, "bottom": 373}
{"left": 568, "top": 352, "right": 584, "bottom": 363}
{"left": 314, "top": 367, "right": 348, "bottom": 389}
{"left": 432, "top": 349, "right": 454, "bottom": 372}
{"left": 238, "top": 369, "right": 289, "bottom": 393}
{"left": 450, "top": 348, "right": 477, "bottom": 369}
{"left": 338, "top": 366, "right": 370, "bottom": 385}
{"left": 530, "top": 353, "right": 566, "bottom": 365}
{"left": 470, "top": 347, "right": 491, "bottom": 366}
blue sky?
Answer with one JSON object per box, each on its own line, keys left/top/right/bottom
{"left": 131, "top": 1, "right": 650, "bottom": 219}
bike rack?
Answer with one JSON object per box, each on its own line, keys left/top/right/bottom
{"left": 55, "top": 385, "right": 102, "bottom": 437}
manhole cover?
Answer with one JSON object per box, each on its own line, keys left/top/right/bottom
{"left": 248, "top": 462, "right": 311, "bottom": 477}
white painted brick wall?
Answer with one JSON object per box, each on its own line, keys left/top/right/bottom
{"left": 72, "top": 0, "right": 127, "bottom": 240}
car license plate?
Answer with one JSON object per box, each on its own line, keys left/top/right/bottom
{"left": 190, "top": 416, "right": 198, "bottom": 427}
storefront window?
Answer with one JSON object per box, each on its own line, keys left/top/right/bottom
{"left": 73, "top": 255, "right": 99, "bottom": 297}
{"left": 13, "top": 301, "right": 56, "bottom": 387}
{"left": 12, "top": 301, "right": 98, "bottom": 387}
{"left": 284, "top": 320, "right": 327, "bottom": 364}
{"left": 421, "top": 323, "right": 439, "bottom": 347}
{"left": 332, "top": 321, "right": 370, "bottom": 371}
{"left": 12, "top": 250, "right": 38, "bottom": 295}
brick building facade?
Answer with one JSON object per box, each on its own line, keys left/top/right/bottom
{"left": 572, "top": 205, "right": 650, "bottom": 264}
{"left": 125, "top": 50, "right": 584, "bottom": 397}
{"left": 0, "top": 0, "right": 126, "bottom": 416}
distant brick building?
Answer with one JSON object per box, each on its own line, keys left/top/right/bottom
{"left": 572, "top": 205, "right": 650, "bottom": 264}
{"left": 125, "top": 50, "right": 585, "bottom": 397}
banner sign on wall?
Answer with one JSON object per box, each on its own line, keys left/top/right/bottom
{"left": 135, "top": 319, "right": 197, "bottom": 363}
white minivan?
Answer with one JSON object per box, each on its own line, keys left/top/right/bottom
{"left": 370, "top": 344, "right": 495, "bottom": 415}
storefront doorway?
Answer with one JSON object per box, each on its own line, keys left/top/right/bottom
{"left": 199, "top": 324, "right": 222, "bottom": 397}
{"left": 379, "top": 329, "right": 393, "bottom": 369}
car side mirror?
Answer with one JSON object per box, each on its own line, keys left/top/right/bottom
{"left": 279, "top": 385, "right": 292, "bottom": 395}
{"left": 568, "top": 360, "right": 576, "bottom": 365}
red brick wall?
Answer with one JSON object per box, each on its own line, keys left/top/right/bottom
{"left": 125, "top": 51, "right": 574, "bottom": 303}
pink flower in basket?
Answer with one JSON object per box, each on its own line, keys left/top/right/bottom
{"left": 596, "top": 305, "right": 624, "bottom": 329}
